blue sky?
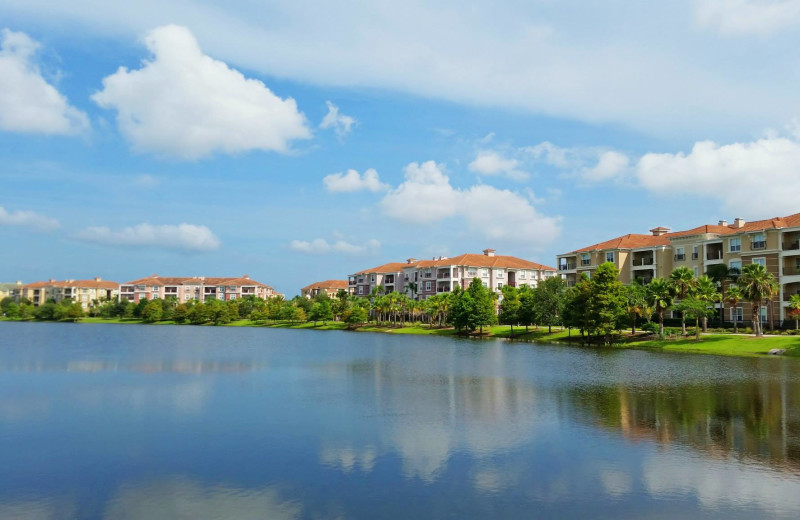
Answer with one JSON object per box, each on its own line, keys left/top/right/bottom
{"left": 2, "top": 0, "right": 800, "bottom": 295}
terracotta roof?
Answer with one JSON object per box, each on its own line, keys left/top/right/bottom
{"left": 356, "top": 254, "right": 555, "bottom": 273}
{"left": 570, "top": 234, "right": 671, "bottom": 253}
{"left": 122, "top": 275, "right": 274, "bottom": 290}
{"left": 666, "top": 224, "right": 736, "bottom": 238}
{"left": 301, "top": 280, "right": 349, "bottom": 292}
{"left": 22, "top": 279, "right": 119, "bottom": 289}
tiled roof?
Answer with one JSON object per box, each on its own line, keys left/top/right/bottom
{"left": 301, "top": 280, "right": 349, "bottom": 292}
{"left": 122, "top": 275, "right": 274, "bottom": 289}
{"left": 355, "top": 262, "right": 414, "bottom": 275}
{"left": 570, "top": 234, "right": 671, "bottom": 253}
{"left": 356, "top": 254, "right": 555, "bottom": 273}
{"left": 22, "top": 279, "right": 119, "bottom": 289}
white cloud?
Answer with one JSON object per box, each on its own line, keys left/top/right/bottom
{"left": 74, "top": 222, "right": 221, "bottom": 252}
{"left": 0, "top": 29, "right": 89, "bottom": 135}
{"left": 289, "top": 237, "right": 380, "bottom": 255}
{"left": 468, "top": 150, "right": 528, "bottom": 181}
{"left": 635, "top": 132, "right": 800, "bottom": 217}
{"left": 694, "top": 0, "right": 800, "bottom": 35}
{"left": 323, "top": 168, "right": 387, "bottom": 192}
{"left": 91, "top": 24, "right": 310, "bottom": 159}
{"left": 526, "top": 142, "right": 630, "bottom": 182}
{"left": 319, "top": 101, "right": 356, "bottom": 137}
{"left": 0, "top": 205, "right": 60, "bottom": 231}
{"left": 381, "top": 161, "right": 560, "bottom": 245}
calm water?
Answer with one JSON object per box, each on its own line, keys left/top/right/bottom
{"left": 2, "top": 322, "right": 800, "bottom": 519}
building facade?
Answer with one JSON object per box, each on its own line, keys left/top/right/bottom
{"left": 301, "top": 280, "right": 350, "bottom": 299}
{"left": 556, "top": 213, "right": 800, "bottom": 326}
{"left": 18, "top": 278, "right": 119, "bottom": 309}
{"left": 0, "top": 281, "right": 22, "bottom": 302}
{"left": 119, "top": 275, "right": 280, "bottom": 303}
{"left": 349, "top": 249, "right": 556, "bottom": 300}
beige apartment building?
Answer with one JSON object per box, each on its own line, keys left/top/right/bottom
{"left": 119, "top": 275, "right": 280, "bottom": 303}
{"left": 349, "top": 249, "right": 556, "bottom": 300}
{"left": 301, "top": 280, "right": 350, "bottom": 299}
{"left": 0, "top": 281, "right": 22, "bottom": 301}
{"left": 557, "top": 212, "right": 800, "bottom": 326}
{"left": 19, "top": 278, "right": 119, "bottom": 309}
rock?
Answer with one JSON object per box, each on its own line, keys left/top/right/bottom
{"left": 768, "top": 348, "right": 786, "bottom": 356}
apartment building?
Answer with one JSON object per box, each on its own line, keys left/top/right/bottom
{"left": 18, "top": 278, "right": 119, "bottom": 309}
{"left": 301, "top": 280, "right": 350, "bottom": 299}
{"left": 348, "top": 249, "right": 557, "bottom": 300}
{"left": 0, "top": 281, "right": 22, "bottom": 301}
{"left": 119, "top": 275, "right": 280, "bottom": 303}
{"left": 557, "top": 212, "right": 800, "bottom": 326}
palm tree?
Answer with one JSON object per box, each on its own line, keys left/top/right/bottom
{"left": 670, "top": 267, "right": 697, "bottom": 335}
{"left": 726, "top": 285, "right": 743, "bottom": 334}
{"left": 695, "top": 275, "right": 721, "bottom": 332}
{"left": 788, "top": 294, "right": 800, "bottom": 330}
{"left": 646, "top": 278, "right": 673, "bottom": 337}
{"left": 706, "top": 264, "right": 739, "bottom": 326}
{"left": 738, "top": 263, "right": 777, "bottom": 336}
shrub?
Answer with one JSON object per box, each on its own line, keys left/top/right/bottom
{"left": 640, "top": 322, "right": 658, "bottom": 334}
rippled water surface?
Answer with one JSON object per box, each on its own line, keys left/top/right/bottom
{"left": 2, "top": 321, "right": 800, "bottom": 519}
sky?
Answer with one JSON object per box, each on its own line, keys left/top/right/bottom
{"left": 2, "top": 0, "right": 800, "bottom": 296}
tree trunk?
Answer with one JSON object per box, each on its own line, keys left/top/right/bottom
{"left": 702, "top": 316, "right": 708, "bottom": 333}
{"left": 733, "top": 315, "right": 738, "bottom": 334}
{"left": 631, "top": 315, "right": 636, "bottom": 335}
{"left": 548, "top": 323, "right": 552, "bottom": 333}
{"left": 681, "top": 314, "right": 686, "bottom": 336}
{"left": 754, "top": 305, "right": 761, "bottom": 336}
{"left": 768, "top": 300, "right": 775, "bottom": 332}
{"left": 695, "top": 317, "right": 700, "bottom": 341}
{"left": 659, "top": 311, "right": 664, "bottom": 336}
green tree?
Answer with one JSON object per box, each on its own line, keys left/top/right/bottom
{"left": 450, "top": 284, "right": 476, "bottom": 333}
{"left": 586, "top": 262, "right": 626, "bottom": 344}
{"left": 173, "top": 303, "right": 189, "bottom": 324}
{"left": 706, "top": 264, "right": 738, "bottom": 326}
{"left": 4, "top": 301, "right": 20, "bottom": 319}
{"left": 674, "top": 297, "right": 715, "bottom": 341}
{"left": 646, "top": 278, "right": 673, "bottom": 337}
{"left": 141, "top": 299, "right": 164, "bottom": 323}
{"left": 726, "top": 285, "right": 743, "bottom": 333}
{"left": 695, "top": 275, "right": 721, "bottom": 332}
{"left": 669, "top": 266, "right": 698, "bottom": 336}
{"left": 292, "top": 306, "right": 307, "bottom": 323}
{"left": 498, "top": 285, "right": 520, "bottom": 335}
{"left": 788, "top": 294, "right": 800, "bottom": 330}
{"left": 517, "top": 284, "right": 536, "bottom": 332}
{"left": 532, "top": 276, "right": 566, "bottom": 333}
{"left": 625, "top": 281, "right": 648, "bottom": 335}
{"left": 188, "top": 302, "right": 209, "bottom": 325}
{"left": 207, "top": 299, "right": 232, "bottom": 325}
{"left": 0, "top": 297, "right": 14, "bottom": 314}
{"left": 343, "top": 306, "right": 368, "bottom": 328}
{"left": 19, "top": 303, "right": 34, "bottom": 320}
{"left": 738, "top": 263, "right": 777, "bottom": 336}
{"left": 469, "top": 278, "right": 497, "bottom": 334}
{"left": 309, "top": 299, "right": 333, "bottom": 325}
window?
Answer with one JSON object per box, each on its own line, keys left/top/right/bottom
{"left": 581, "top": 253, "right": 590, "bottom": 266}
{"left": 752, "top": 258, "right": 766, "bottom": 267}
{"left": 606, "top": 251, "right": 614, "bottom": 263}
{"left": 496, "top": 269, "right": 504, "bottom": 279}
{"left": 675, "top": 247, "right": 685, "bottom": 261}
{"left": 497, "top": 282, "right": 503, "bottom": 289}
{"left": 468, "top": 269, "right": 477, "bottom": 277}
{"left": 692, "top": 246, "right": 699, "bottom": 260}
{"left": 760, "top": 306, "right": 768, "bottom": 324}
{"left": 729, "top": 260, "right": 742, "bottom": 273}
{"left": 358, "top": 286, "right": 364, "bottom": 295}
{"left": 730, "top": 307, "right": 743, "bottom": 322}
{"left": 752, "top": 233, "right": 766, "bottom": 249}
{"left": 425, "top": 281, "right": 432, "bottom": 291}
{"left": 729, "top": 238, "right": 741, "bottom": 252}
{"left": 693, "top": 266, "right": 699, "bottom": 277}
{"left": 151, "top": 286, "right": 159, "bottom": 292}
{"left": 482, "top": 268, "right": 489, "bottom": 277}
{"left": 371, "top": 275, "right": 376, "bottom": 282}
{"left": 482, "top": 281, "right": 488, "bottom": 288}
{"left": 229, "top": 295, "right": 236, "bottom": 300}
{"left": 519, "top": 270, "right": 526, "bottom": 279}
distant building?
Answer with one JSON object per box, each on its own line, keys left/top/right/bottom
{"left": 119, "top": 275, "right": 280, "bottom": 303}
{"left": 301, "top": 280, "right": 350, "bottom": 299}
{"left": 19, "top": 278, "right": 119, "bottom": 309}
{"left": 349, "top": 249, "right": 556, "bottom": 299}
{"left": 0, "top": 281, "right": 22, "bottom": 301}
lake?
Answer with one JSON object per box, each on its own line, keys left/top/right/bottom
{"left": 1, "top": 321, "right": 800, "bottom": 519}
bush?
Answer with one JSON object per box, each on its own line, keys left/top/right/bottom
{"left": 640, "top": 322, "right": 658, "bottom": 334}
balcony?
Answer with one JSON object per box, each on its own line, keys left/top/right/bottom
{"left": 784, "top": 241, "right": 800, "bottom": 251}
{"left": 559, "top": 263, "right": 576, "bottom": 271}
{"left": 633, "top": 257, "right": 654, "bottom": 266}
{"left": 436, "top": 273, "right": 451, "bottom": 279}
{"left": 783, "top": 266, "right": 800, "bottom": 276}
{"left": 706, "top": 251, "right": 723, "bottom": 261}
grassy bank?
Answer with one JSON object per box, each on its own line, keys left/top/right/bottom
{"left": 3, "top": 316, "right": 799, "bottom": 358}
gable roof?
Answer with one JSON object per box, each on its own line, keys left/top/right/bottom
{"left": 22, "top": 279, "right": 119, "bottom": 289}
{"left": 301, "top": 280, "right": 349, "bottom": 292}
{"left": 355, "top": 254, "right": 555, "bottom": 273}
{"left": 122, "top": 275, "right": 274, "bottom": 290}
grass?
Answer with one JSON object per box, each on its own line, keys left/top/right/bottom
{"left": 4, "top": 316, "right": 799, "bottom": 358}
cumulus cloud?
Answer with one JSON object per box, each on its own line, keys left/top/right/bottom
{"left": 74, "top": 222, "right": 221, "bottom": 252}
{"left": 91, "top": 24, "right": 310, "bottom": 159}
{"left": 0, "top": 29, "right": 89, "bottom": 135}
{"left": 319, "top": 101, "right": 356, "bottom": 137}
{"left": 289, "top": 238, "right": 380, "bottom": 255}
{"left": 323, "top": 168, "right": 387, "bottom": 192}
{"left": 526, "top": 142, "right": 630, "bottom": 182}
{"left": 694, "top": 0, "right": 800, "bottom": 35}
{"left": 468, "top": 150, "right": 528, "bottom": 181}
{"left": 0, "top": 205, "right": 60, "bottom": 231}
{"left": 635, "top": 132, "right": 800, "bottom": 217}
{"left": 381, "top": 161, "right": 560, "bottom": 245}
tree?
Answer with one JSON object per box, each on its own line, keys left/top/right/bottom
{"left": 173, "top": 303, "right": 189, "bottom": 324}
{"left": 19, "top": 303, "right": 34, "bottom": 320}
{"left": 674, "top": 297, "right": 715, "bottom": 341}
{"left": 788, "top": 294, "right": 800, "bottom": 330}
{"left": 625, "top": 281, "right": 648, "bottom": 335}
{"left": 292, "top": 307, "right": 307, "bottom": 323}
{"left": 586, "top": 262, "right": 626, "bottom": 344}
{"left": 517, "top": 285, "right": 536, "bottom": 332}
{"left": 468, "top": 278, "right": 497, "bottom": 334}
{"left": 532, "top": 276, "right": 566, "bottom": 333}
{"left": 449, "top": 285, "right": 476, "bottom": 333}
{"left": 133, "top": 298, "right": 149, "bottom": 319}
{"left": 141, "top": 299, "right": 164, "bottom": 323}
{"left": 188, "top": 302, "right": 209, "bottom": 325}
{"left": 706, "top": 264, "right": 737, "bottom": 326}
{"left": 4, "top": 302, "right": 20, "bottom": 318}
{"left": 344, "top": 306, "right": 368, "bottom": 328}
{"left": 695, "top": 275, "right": 721, "bottom": 332}
{"left": 498, "top": 285, "right": 520, "bottom": 335}
{"left": 669, "top": 267, "right": 697, "bottom": 336}
{"left": 738, "top": 263, "right": 777, "bottom": 336}
{"left": 0, "top": 297, "right": 14, "bottom": 314}
{"left": 726, "top": 285, "right": 743, "bottom": 333}
{"left": 646, "top": 278, "right": 672, "bottom": 337}
{"left": 310, "top": 299, "right": 333, "bottom": 325}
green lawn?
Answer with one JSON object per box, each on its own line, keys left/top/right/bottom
{"left": 631, "top": 334, "right": 800, "bottom": 357}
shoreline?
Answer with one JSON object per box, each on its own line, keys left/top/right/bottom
{"left": 2, "top": 316, "right": 799, "bottom": 359}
